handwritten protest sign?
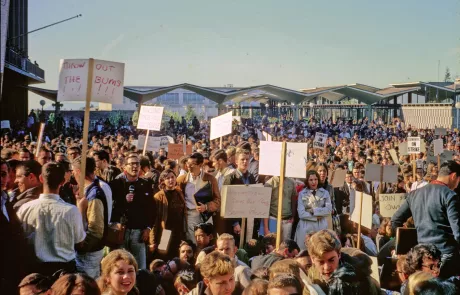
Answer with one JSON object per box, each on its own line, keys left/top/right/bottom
{"left": 389, "top": 149, "right": 399, "bottom": 165}
{"left": 57, "top": 59, "right": 124, "bottom": 103}
{"left": 407, "top": 137, "right": 420, "bottom": 154}
{"left": 379, "top": 193, "right": 406, "bottom": 218}
{"left": 433, "top": 139, "right": 443, "bottom": 156}
{"left": 259, "top": 142, "right": 308, "bottom": 178}
{"left": 0, "top": 120, "right": 10, "bottom": 129}
{"left": 137, "top": 106, "right": 164, "bottom": 131}
{"left": 210, "top": 111, "right": 232, "bottom": 140}
{"left": 220, "top": 185, "right": 271, "bottom": 218}
{"left": 168, "top": 143, "right": 192, "bottom": 159}
{"left": 313, "top": 132, "right": 328, "bottom": 150}
{"left": 399, "top": 142, "right": 408, "bottom": 156}
{"left": 351, "top": 192, "right": 373, "bottom": 229}
{"left": 285, "top": 143, "right": 308, "bottom": 178}
{"left": 137, "top": 135, "right": 174, "bottom": 152}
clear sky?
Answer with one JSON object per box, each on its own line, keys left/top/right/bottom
{"left": 28, "top": 0, "right": 460, "bottom": 109}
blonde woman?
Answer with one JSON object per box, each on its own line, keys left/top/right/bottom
{"left": 98, "top": 249, "right": 138, "bottom": 295}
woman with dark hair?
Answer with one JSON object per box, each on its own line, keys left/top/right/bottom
{"left": 294, "top": 170, "right": 332, "bottom": 250}
{"left": 150, "top": 169, "right": 186, "bottom": 260}
{"left": 316, "top": 163, "right": 341, "bottom": 234}
{"left": 50, "top": 273, "right": 100, "bottom": 295}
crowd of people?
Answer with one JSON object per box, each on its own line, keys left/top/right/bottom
{"left": 1, "top": 114, "right": 460, "bottom": 295}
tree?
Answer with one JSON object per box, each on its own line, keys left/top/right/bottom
{"left": 185, "top": 105, "right": 196, "bottom": 121}
{"left": 444, "top": 67, "right": 452, "bottom": 82}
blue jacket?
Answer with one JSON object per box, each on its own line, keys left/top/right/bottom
{"left": 391, "top": 183, "right": 460, "bottom": 255}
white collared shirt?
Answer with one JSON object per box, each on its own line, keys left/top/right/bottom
{"left": 185, "top": 171, "right": 204, "bottom": 210}
{"left": 17, "top": 193, "right": 86, "bottom": 263}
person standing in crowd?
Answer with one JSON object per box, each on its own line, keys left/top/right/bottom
{"left": 295, "top": 170, "right": 332, "bottom": 250}
{"left": 176, "top": 152, "right": 221, "bottom": 243}
{"left": 58, "top": 160, "right": 76, "bottom": 205}
{"left": 16, "top": 162, "right": 86, "bottom": 276}
{"left": 150, "top": 169, "right": 186, "bottom": 260}
{"left": 212, "top": 149, "right": 234, "bottom": 191}
{"left": 139, "top": 155, "right": 160, "bottom": 195}
{"left": 188, "top": 251, "right": 236, "bottom": 295}
{"left": 94, "top": 150, "right": 122, "bottom": 183}
{"left": 72, "top": 156, "right": 110, "bottom": 278}
{"left": 316, "top": 163, "right": 341, "bottom": 234}
{"left": 12, "top": 160, "right": 43, "bottom": 211}
{"left": 216, "top": 234, "right": 252, "bottom": 294}
{"left": 261, "top": 175, "right": 297, "bottom": 241}
{"left": 67, "top": 146, "right": 81, "bottom": 162}
{"left": 36, "top": 147, "right": 52, "bottom": 166}
{"left": 110, "top": 153, "right": 155, "bottom": 270}
{"left": 392, "top": 160, "right": 460, "bottom": 279}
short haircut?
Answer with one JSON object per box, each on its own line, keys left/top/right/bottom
{"left": 307, "top": 230, "right": 341, "bottom": 258}
{"left": 279, "top": 239, "right": 300, "bottom": 253}
{"left": 6, "top": 159, "right": 20, "bottom": 172}
{"left": 242, "top": 279, "right": 268, "bottom": 295}
{"left": 405, "top": 244, "right": 442, "bottom": 276}
{"left": 226, "top": 147, "right": 236, "bottom": 157}
{"left": 189, "top": 152, "right": 204, "bottom": 165}
{"left": 18, "top": 273, "right": 53, "bottom": 293}
{"left": 41, "top": 162, "right": 65, "bottom": 190}
{"left": 267, "top": 274, "right": 302, "bottom": 294}
{"left": 16, "top": 160, "right": 42, "bottom": 179}
{"left": 179, "top": 239, "right": 197, "bottom": 253}
{"left": 200, "top": 251, "right": 235, "bottom": 279}
{"left": 268, "top": 259, "right": 300, "bottom": 281}
{"left": 236, "top": 141, "right": 251, "bottom": 150}
{"left": 72, "top": 156, "right": 96, "bottom": 176}
{"left": 235, "top": 148, "right": 251, "bottom": 158}
{"left": 126, "top": 153, "right": 139, "bottom": 162}
{"left": 139, "top": 156, "right": 151, "bottom": 169}
{"left": 438, "top": 160, "right": 460, "bottom": 177}
{"left": 217, "top": 233, "right": 235, "bottom": 245}
{"left": 67, "top": 146, "right": 81, "bottom": 154}
{"left": 94, "top": 150, "right": 110, "bottom": 162}
{"left": 212, "top": 149, "right": 228, "bottom": 162}
{"left": 263, "top": 233, "right": 276, "bottom": 247}
{"left": 193, "top": 223, "right": 213, "bottom": 235}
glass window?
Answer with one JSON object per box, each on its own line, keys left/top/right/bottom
{"left": 183, "top": 93, "right": 205, "bottom": 104}
{"left": 157, "top": 93, "right": 179, "bottom": 104}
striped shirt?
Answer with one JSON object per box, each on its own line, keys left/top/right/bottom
{"left": 17, "top": 193, "right": 86, "bottom": 263}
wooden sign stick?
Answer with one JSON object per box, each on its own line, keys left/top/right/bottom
{"left": 35, "top": 122, "right": 46, "bottom": 157}
{"left": 380, "top": 165, "right": 384, "bottom": 194}
{"left": 239, "top": 218, "right": 247, "bottom": 249}
{"left": 356, "top": 190, "right": 364, "bottom": 250}
{"left": 78, "top": 58, "right": 94, "bottom": 199}
{"left": 412, "top": 160, "right": 416, "bottom": 180}
{"left": 142, "top": 129, "right": 150, "bottom": 156}
{"left": 276, "top": 141, "right": 287, "bottom": 249}
{"left": 220, "top": 137, "right": 223, "bottom": 149}
{"left": 437, "top": 155, "right": 441, "bottom": 171}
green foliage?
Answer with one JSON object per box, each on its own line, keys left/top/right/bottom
{"left": 444, "top": 67, "right": 452, "bottom": 82}
{"left": 48, "top": 112, "right": 55, "bottom": 123}
{"left": 109, "top": 111, "right": 124, "bottom": 126}
{"left": 132, "top": 111, "right": 139, "bottom": 126}
{"left": 164, "top": 110, "right": 181, "bottom": 122}
{"left": 185, "top": 105, "right": 196, "bottom": 121}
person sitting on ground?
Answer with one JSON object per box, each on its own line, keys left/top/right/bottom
{"left": 174, "top": 269, "right": 198, "bottom": 295}
{"left": 242, "top": 279, "right": 268, "bottom": 295}
{"left": 251, "top": 239, "right": 300, "bottom": 270}
{"left": 267, "top": 274, "right": 302, "bottom": 295}
{"left": 295, "top": 249, "right": 313, "bottom": 274}
{"left": 18, "top": 273, "right": 53, "bottom": 295}
{"left": 50, "top": 273, "right": 100, "bottom": 295}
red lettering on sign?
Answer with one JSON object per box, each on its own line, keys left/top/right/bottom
{"left": 63, "top": 61, "right": 86, "bottom": 69}
{"left": 64, "top": 76, "right": 81, "bottom": 84}
{"left": 93, "top": 76, "right": 121, "bottom": 87}
{"left": 95, "top": 64, "right": 115, "bottom": 72}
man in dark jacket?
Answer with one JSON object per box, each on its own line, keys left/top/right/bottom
{"left": 11, "top": 160, "right": 43, "bottom": 211}
{"left": 391, "top": 160, "right": 460, "bottom": 278}
{"left": 110, "top": 153, "right": 155, "bottom": 270}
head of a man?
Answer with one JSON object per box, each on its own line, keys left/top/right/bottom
{"left": 295, "top": 250, "right": 312, "bottom": 273}
{"left": 37, "top": 148, "right": 52, "bottom": 166}
{"left": 307, "top": 230, "right": 341, "bottom": 281}
{"left": 67, "top": 146, "right": 81, "bottom": 161}
{"left": 267, "top": 274, "right": 302, "bottom": 295}
{"left": 15, "top": 160, "right": 42, "bottom": 193}
{"left": 179, "top": 240, "right": 196, "bottom": 264}
{"left": 194, "top": 222, "right": 214, "bottom": 249}
{"left": 276, "top": 239, "right": 300, "bottom": 259}
{"left": 187, "top": 153, "right": 204, "bottom": 176}
{"left": 124, "top": 153, "right": 140, "bottom": 179}
{"left": 18, "top": 273, "right": 52, "bottom": 295}
{"left": 217, "top": 234, "right": 237, "bottom": 259}
{"left": 40, "top": 162, "right": 66, "bottom": 192}
{"left": 93, "top": 150, "right": 110, "bottom": 171}
{"left": 19, "top": 148, "right": 32, "bottom": 161}
{"left": 235, "top": 148, "right": 250, "bottom": 173}
{"left": 1, "top": 159, "right": 9, "bottom": 191}
{"left": 71, "top": 156, "right": 96, "bottom": 186}
{"left": 406, "top": 244, "right": 442, "bottom": 278}
{"left": 212, "top": 149, "right": 228, "bottom": 171}
{"left": 437, "top": 160, "right": 460, "bottom": 189}
{"left": 200, "top": 251, "right": 235, "bottom": 295}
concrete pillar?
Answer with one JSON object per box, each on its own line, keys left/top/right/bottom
{"left": 293, "top": 105, "right": 299, "bottom": 121}
{"left": 408, "top": 92, "right": 412, "bottom": 104}
{"left": 249, "top": 107, "right": 253, "bottom": 119}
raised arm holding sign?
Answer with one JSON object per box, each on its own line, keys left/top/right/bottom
{"left": 136, "top": 105, "right": 164, "bottom": 155}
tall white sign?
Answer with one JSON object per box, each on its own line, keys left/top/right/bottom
{"left": 57, "top": 58, "right": 125, "bottom": 103}
{"left": 137, "top": 106, "right": 164, "bottom": 131}
{"left": 210, "top": 111, "right": 232, "bottom": 140}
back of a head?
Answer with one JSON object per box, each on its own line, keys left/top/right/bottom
{"left": 406, "top": 271, "right": 434, "bottom": 295}
{"left": 136, "top": 269, "right": 158, "bottom": 295}
{"left": 200, "top": 251, "right": 234, "bottom": 279}
{"left": 50, "top": 273, "right": 100, "bottom": 295}
{"left": 139, "top": 155, "right": 151, "bottom": 169}
{"left": 242, "top": 279, "right": 268, "bottom": 295}
{"left": 279, "top": 239, "right": 300, "bottom": 254}
{"left": 267, "top": 274, "right": 302, "bottom": 295}
{"left": 413, "top": 278, "right": 458, "bottom": 295}
{"left": 94, "top": 150, "right": 110, "bottom": 162}
{"left": 18, "top": 273, "right": 53, "bottom": 295}
{"left": 41, "top": 162, "right": 65, "bottom": 190}
{"left": 269, "top": 259, "right": 300, "bottom": 281}
{"left": 438, "top": 160, "right": 460, "bottom": 177}
{"left": 406, "top": 244, "right": 441, "bottom": 276}
{"left": 72, "top": 156, "right": 96, "bottom": 176}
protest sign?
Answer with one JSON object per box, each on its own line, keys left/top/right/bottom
{"left": 0, "top": 120, "right": 10, "bottom": 129}
{"left": 407, "top": 137, "right": 420, "bottom": 154}
{"left": 313, "top": 132, "right": 328, "bottom": 150}
{"left": 382, "top": 165, "right": 398, "bottom": 183}
{"left": 329, "top": 169, "right": 347, "bottom": 188}
{"left": 285, "top": 143, "right": 308, "bottom": 178}
{"left": 433, "top": 139, "right": 443, "bottom": 156}
{"left": 364, "top": 164, "right": 398, "bottom": 183}
{"left": 57, "top": 59, "right": 124, "bottom": 104}
{"left": 351, "top": 192, "right": 373, "bottom": 229}
{"left": 435, "top": 128, "right": 447, "bottom": 136}
{"left": 137, "top": 135, "right": 174, "bottom": 151}
{"left": 220, "top": 185, "right": 271, "bottom": 218}
{"left": 258, "top": 130, "right": 273, "bottom": 141}
{"left": 210, "top": 111, "right": 232, "bottom": 140}
{"left": 136, "top": 106, "right": 164, "bottom": 131}
{"left": 232, "top": 116, "right": 241, "bottom": 123}
{"left": 370, "top": 257, "right": 380, "bottom": 284}
{"left": 157, "top": 229, "right": 172, "bottom": 254}
{"left": 389, "top": 149, "right": 399, "bottom": 165}
{"left": 399, "top": 142, "right": 408, "bottom": 156}
{"left": 168, "top": 143, "right": 192, "bottom": 159}
{"left": 379, "top": 193, "right": 406, "bottom": 218}
{"left": 259, "top": 141, "right": 283, "bottom": 176}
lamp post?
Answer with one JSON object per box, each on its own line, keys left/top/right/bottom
{"left": 277, "top": 102, "right": 282, "bottom": 121}
{"left": 309, "top": 102, "right": 314, "bottom": 118}
{"left": 265, "top": 103, "right": 269, "bottom": 116}
{"left": 39, "top": 100, "right": 46, "bottom": 122}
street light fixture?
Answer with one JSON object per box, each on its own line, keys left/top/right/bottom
{"left": 277, "top": 102, "right": 282, "bottom": 120}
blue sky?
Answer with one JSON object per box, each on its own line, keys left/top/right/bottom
{"left": 28, "top": 0, "right": 460, "bottom": 109}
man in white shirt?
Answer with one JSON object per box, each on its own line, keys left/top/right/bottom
{"left": 216, "top": 234, "right": 252, "bottom": 295}
{"left": 212, "top": 149, "right": 234, "bottom": 192}
{"left": 17, "top": 162, "right": 86, "bottom": 276}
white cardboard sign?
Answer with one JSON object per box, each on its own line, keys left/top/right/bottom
{"left": 210, "top": 111, "right": 232, "bottom": 140}
{"left": 433, "top": 139, "right": 443, "bottom": 156}
{"left": 136, "top": 135, "right": 174, "bottom": 152}
{"left": 379, "top": 193, "right": 406, "bottom": 218}
{"left": 364, "top": 164, "right": 398, "bottom": 183}
{"left": 220, "top": 185, "right": 271, "bottom": 218}
{"left": 285, "top": 143, "right": 309, "bottom": 178}
{"left": 259, "top": 141, "right": 308, "bottom": 178}
{"left": 137, "top": 106, "right": 164, "bottom": 131}
{"left": 351, "top": 192, "right": 373, "bottom": 229}
{"left": 259, "top": 141, "right": 282, "bottom": 176}
{"left": 329, "top": 169, "right": 347, "bottom": 188}
{"left": 1, "top": 120, "right": 10, "bottom": 129}
{"left": 407, "top": 137, "right": 421, "bottom": 154}
{"left": 57, "top": 58, "right": 125, "bottom": 103}
{"left": 313, "top": 132, "right": 328, "bottom": 150}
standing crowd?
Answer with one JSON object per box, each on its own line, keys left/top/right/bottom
{"left": 1, "top": 115, "right": 460, "bottom": 295}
